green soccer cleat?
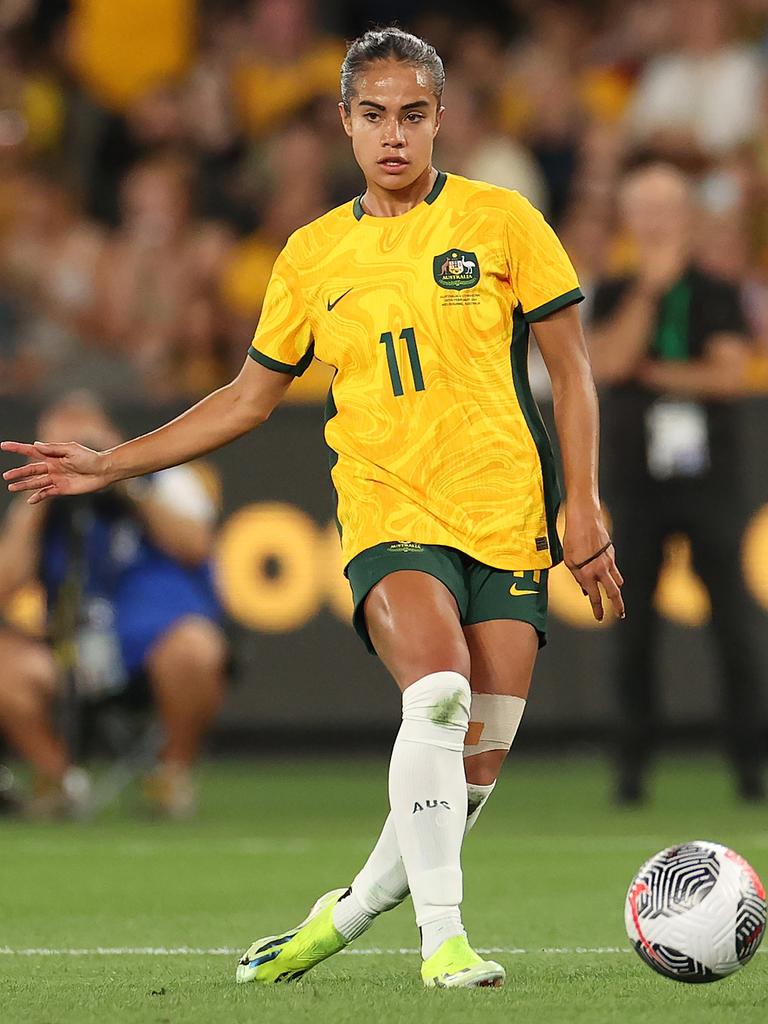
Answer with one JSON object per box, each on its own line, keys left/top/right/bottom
{"left": 421, "top": 935, "right": 506, "bottom": 989}
{"left": 235, "top": 888, "right": 348, "bottom": 984}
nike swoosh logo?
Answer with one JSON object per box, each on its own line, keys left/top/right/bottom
{"left": 327, "top": 288, "right": 353, "bottom": 311}
{"left": 509, "top": 586, "right": 538, "bottom": 597}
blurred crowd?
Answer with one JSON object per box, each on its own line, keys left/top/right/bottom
{"left": 2, "top": 0, "right": 768, "bottom": 403}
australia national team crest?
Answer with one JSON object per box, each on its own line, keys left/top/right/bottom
{"left": 433, "top": 248, "right": 480, "bottom": 291}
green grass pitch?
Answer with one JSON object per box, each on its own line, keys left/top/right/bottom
{"left": 2, "top": 756, "right": 768, "bottom": 1023}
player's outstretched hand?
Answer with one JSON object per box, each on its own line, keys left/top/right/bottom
{"left": 564, "top": 523, "right": 625, "bottom": 623}
{"left": 1, "top": 440, "right": 111, "bottom": 505}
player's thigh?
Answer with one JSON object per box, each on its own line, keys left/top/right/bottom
{"left": 364, "top": 571, "right": 470, "bottom": 691}
{"left": 462, "top": 619, "right": 539, "bottom": 786}
{"left": 463, "top": 619, "right": 539, "bottom": 699}
{"left": 462, "top": 560, "right": 545, "bottom": 695}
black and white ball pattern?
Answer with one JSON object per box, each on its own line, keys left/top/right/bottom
{"left": 625, "top": 840, "right": 766, "bottom": 983}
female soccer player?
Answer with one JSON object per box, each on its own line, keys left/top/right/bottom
{"left": 2, "top": 28, "right": 623, "bottom": 989}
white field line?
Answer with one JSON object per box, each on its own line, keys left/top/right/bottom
{"left": 5, "top": 945, "right": 766, "bottom": 957}
{"left": 0, "top": 946, "right": 626, "bottom": 957}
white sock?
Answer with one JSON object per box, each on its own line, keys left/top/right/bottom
{"left": 466, "top": 780, "right": 495, "bottom": 830}
{"left": 387, "top": 671, "right": 471, "bottom": 959}
{"left": 333, "top": 809, "right": 411, "bottom": 942}
{"left": 336, "top": 779, "right": 497, "bottom": 943}
{"left": 332, "top": 887, "right": 374, "bottom": 941}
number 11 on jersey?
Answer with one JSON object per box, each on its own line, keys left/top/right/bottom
{"left": 379, "top": 327, "right": 425, "bottom": 397}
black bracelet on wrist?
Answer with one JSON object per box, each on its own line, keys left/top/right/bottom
{"left": 571, "top": 540, "right": 613, "bottom": 571}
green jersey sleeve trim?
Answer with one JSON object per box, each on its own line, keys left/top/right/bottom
{"left": 248, "top": 343, "right": 315, "bottom": 376}
{"left": 523, "top": 287, "right": 584, "bottom": 324}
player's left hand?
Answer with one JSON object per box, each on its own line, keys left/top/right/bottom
{"left": 563, "top": 518, "right": 624, "bottom": 622}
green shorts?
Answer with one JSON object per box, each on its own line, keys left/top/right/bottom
{"left": 346, "top": 541, "right": 549, "bottom": 656}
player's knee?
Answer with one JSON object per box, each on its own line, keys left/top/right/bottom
{"left": 407, "top": 646, "right": 470, "bottom": 685}
{"left": 401, "top": 671, "right": 471, "bottom": 751}
{"left": 385, "top": 634, "right": 470, "bottom": 690}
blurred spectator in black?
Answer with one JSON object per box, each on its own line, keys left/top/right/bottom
{"left": 626, "top": 0, "right": 765, "bottom": 166}
{"left": 588, "top": 162, "right": 764, "bottom": 804}
{"left": 97, "top": 155, "right": 233, "bottom": 399}
{"left": 0, "top": 392, "right": 226, "bottom": 818}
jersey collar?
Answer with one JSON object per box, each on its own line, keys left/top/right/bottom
{"left": 352, "top": 170, "right": 447, "bottom": 221}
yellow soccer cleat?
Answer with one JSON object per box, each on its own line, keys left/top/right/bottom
{"left": 421, "top": 935, "right": 506, "bottom": 988}
{"left": 236, "top": 888, "right": 348, "bottom": 984}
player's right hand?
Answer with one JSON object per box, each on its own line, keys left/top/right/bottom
{"left": 1, "top": 440, "right": 112, "bottom": 504}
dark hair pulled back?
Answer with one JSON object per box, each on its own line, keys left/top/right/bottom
{"left": 340, "top": 27, "right": 445, "bottom": 112}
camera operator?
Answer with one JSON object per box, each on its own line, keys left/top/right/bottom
{"left": 0, "top": 392, "right": 226, "bottom": 817}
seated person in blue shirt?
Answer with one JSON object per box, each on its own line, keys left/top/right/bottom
{"left": 0, "top": 392, "right": 226, "bottom": 817}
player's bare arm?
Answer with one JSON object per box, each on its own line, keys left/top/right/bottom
{"left": 1, "top": 357, "right": 292, "bottom": 505}
{"left": 533, "top": 304, "right": 624, "bottom": 622}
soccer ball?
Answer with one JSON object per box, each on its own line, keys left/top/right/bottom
{"left": 625, "top": 840, "right": 766, "bottom": 983}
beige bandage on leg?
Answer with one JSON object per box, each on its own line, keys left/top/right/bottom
{"left": 464, "top": 693, "right": 527, "bottom": 757}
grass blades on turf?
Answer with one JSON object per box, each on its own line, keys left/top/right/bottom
{"left": 2, "top": 756, "right": 768, "bottom": 1024}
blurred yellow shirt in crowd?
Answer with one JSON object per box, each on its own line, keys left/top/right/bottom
{"left": 249, "top": 173, "right": 582, "bottom": 570}
{"left": 232, "top": 38, "right": 344, "bottom": 138}
{"left": 68, "top": 0, "right": 194, "bottom": 110}
{"left": 221, "top": 237, "right": 279, "bottom": 317}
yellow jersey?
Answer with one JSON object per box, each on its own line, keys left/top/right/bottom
{"left": 249, "top": 172, "right": 582, "bottom": 571}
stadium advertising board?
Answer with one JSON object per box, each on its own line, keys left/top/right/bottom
{"left": 1, "top": 398, "right": 767, "bottom": 740}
